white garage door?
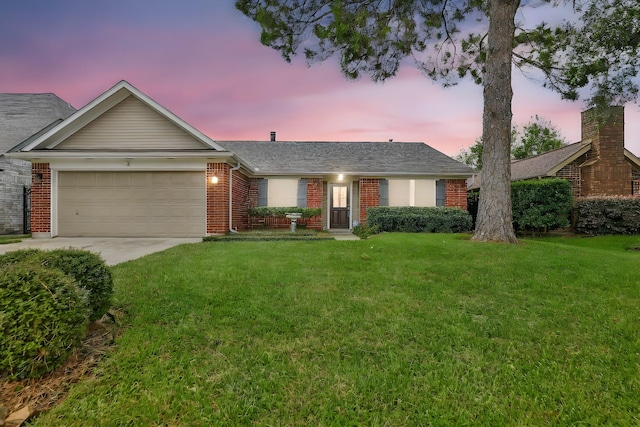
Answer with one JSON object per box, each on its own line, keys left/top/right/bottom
{"left": 58, "top": 171, "right": 206, "bottom": 237}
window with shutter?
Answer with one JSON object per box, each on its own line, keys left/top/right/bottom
{"left": 257, "top": 178, "right": 268, "bottom": 207}
{"left": 436, "top": 180, "right": 446, "bottom": 206}
{"left": 379, "top": 179, "right": 389, "bottom": 206}
{"left": 297, "top": 179, "right": 308, "bottom": 208}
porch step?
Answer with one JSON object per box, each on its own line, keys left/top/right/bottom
{"left": 329, "top": 229, "right": 360, "bottom": 240}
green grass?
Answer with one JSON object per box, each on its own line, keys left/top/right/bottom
{"left": 32, "top": 234, "right": 640, "bottom": 426}
{"left": 0, "top": 234, "right": 29, "bottom": 245}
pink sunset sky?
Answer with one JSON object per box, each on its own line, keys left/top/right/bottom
{"left": 2, "top": 1, "right": 639, "bottom": 157}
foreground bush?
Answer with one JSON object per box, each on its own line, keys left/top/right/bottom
{"left": 367, "top": 206, "right": 472, "bottom": 233}
{"left": 0, "top": 248, "right": 113, "bottom": 321}
{"left": 0, "top": 263, "right": 89, "bottom": 379}
{"left": 511, "top": 178, "right": 573, "bottom": 232}
{"left": 575, "top": 196, "right": 640, "bottom": 235}
{"left": 42, "top": 249, "right": 113, "bottom": 321}
{"left": 0, "top": 248, "right": 42, "bottom": 265}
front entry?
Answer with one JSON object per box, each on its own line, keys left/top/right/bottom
{"left": 330, "top": 185, "right": 349, "bottom": 229}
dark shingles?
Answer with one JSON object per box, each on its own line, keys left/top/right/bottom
{"left": 218, "top": 141, "right": 474, "bottom": 176}
{"left": 468, "top": 142, "right": 589, "bottom": 190}
{"left": 511, "top": 142, "right": 588, "bottom": 180}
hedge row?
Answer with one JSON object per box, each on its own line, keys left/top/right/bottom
{"left": 0, "top": 249, "right": 113, "bottom": 379}
{"left": 247, "top": 207, "right": 322, "bottom": 218}
{"left": 366, "top": 206, "right": 472, "bottom": 233}
{"left": 575, "top": 197, "right": 640, "bottom": 235}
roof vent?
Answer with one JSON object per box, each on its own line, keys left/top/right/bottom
{"left": 270, "top": 131, "right": 276, "bottom": 141}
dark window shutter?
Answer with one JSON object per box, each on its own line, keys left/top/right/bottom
{"left": 379, "top": 179, "right": 389, "bottom": 206}
{"left": 436, "top": 180, "right": 446, "bottom": 206}
{"left": 297, "top": 179, "right": 308, "bottom": 208}
{"left": 257, "top": 179, "right": 268, "bottom": 207}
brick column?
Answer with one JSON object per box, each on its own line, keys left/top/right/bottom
{"left": 206, "top": 163, "right": 230, "bottom": 234}
{"left": 359, "top": 178, "right": 380, "bottom": 225}
{"left": 445, "top": 179, "right": 468, "bottom": 210}
{"left": 306, "top": 178, "right": 323, "bottom": 230}
{"left": 31, "top": 163, "right": 51, "bottom": 237}
{"left": 231, "top": 170, "right": 250, "bottom": 231}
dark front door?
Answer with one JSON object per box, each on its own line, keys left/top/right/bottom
{"left": 330, "top": 185, "right": 349, "bottom": 228}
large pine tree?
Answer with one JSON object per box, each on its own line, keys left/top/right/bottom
{"left": 236, "top": 0, "right": 640, "bottom": 242}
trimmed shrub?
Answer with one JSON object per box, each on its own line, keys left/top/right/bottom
{"left": 352, "top": 224, "right": 380, "bottom": 239}
{"left": 41, "top": 249, "right": 113, "bottom": 321}
{"left": 367, "top": 207, "right": 472, "bottom": 233}
{"left": 575, "top": 197, "right": 640, "bottom": 235}
{"left": 248, "top": 207, "right": 322, "bottom": 218}
{"left": 0, "top": 263, "right": 89, "bottom": 379}
{"left": 511, "top": 178, "right": 573, "bottom": 232}
{"left": 0, "top": 248, "right": 43, "bottom": 265}
{"left": 0, "top": 248, "right": 113, "bottom": 321}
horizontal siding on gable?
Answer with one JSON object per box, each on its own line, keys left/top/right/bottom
{"left": 56, "top": 95, "right": 207, "bottom": 150}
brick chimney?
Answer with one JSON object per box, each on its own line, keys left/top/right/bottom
{"left": 580, "top": 106, "right": 630, "bottom": 196}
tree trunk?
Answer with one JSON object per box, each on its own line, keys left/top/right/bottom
{"left": 471, "top": 0, "right": 520, "bottom": 243}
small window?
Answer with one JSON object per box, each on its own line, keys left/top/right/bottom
{"left": 257, "top": 178, "right": 268, "bottom": 207}
{"left": 297, "top": 179, "right": 308, "bottom": 208}
{"left": 436, "top": 180, "right": 446, "bottom": 206}
{"left": 379, "top": 179, "right": 389, "bottom": 206}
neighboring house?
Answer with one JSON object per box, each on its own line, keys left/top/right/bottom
{"left": 0, "top": 94, "right": 75, "bottom": 234}
{"left": 7, "top": 80, "right": 473, "bottom": 238}
{"left": 468, "top": 106, "right": 640, "bottom": 198}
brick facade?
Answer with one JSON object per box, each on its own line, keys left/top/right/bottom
{"left": 445, "top": 179, "right": 467, "bottom": 210}
{"left": 31, "top": 163, "right": 51, "bottom": 234}
{"left": 206, "top": 163, "right": 230, "bottom": 234}
{"left": 359, "top": 178, "right": 380, "bottom": 224}
{"left": 232, "top": 169, "right": 250, "bottom": 231}
{"left": 555, "top": 161, "right": 583, "bottom": 198}
{"left": 306, "top": 178, "right": 323, "bottom": 229}
{"left": 28, "top": 162, "right": 471, "bottom": 236}
{"left": 207, "top": 163, "right": 252, "bottom": 234}
{"left": 633, "top": 170, "right": 640, "bottom": 196}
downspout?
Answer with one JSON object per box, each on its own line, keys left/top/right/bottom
{"left": 229, "top": 162, "right": 241, "bottom": 233}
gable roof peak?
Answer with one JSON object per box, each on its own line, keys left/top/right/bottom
{"left": 16, "top": 79, "right": 227, "bottom": 153}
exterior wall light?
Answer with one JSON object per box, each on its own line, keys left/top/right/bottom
{"left": 211, "top": 175, "right": 219, "bottom": 184}
{"left": 338, "top": 173, "right": 344, "bottom": 181}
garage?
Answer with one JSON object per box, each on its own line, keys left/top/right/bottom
{"left": 58, "top": 171, "right": 206, "bottom": 237}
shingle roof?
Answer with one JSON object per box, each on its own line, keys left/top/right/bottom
{"left": 467, "top": 142, "right": 590, "bottom": 190}
{"left": 0, "top": 93, "right": 75, "bottom": 153}
{"left": 217, "top": 141, "right": 474, "bottom": 176}
{"left": 511, "top": 142, "right": 589, "bottom": 180}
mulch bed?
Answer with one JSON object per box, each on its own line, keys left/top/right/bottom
{"left": 0, "top": 310, "right": 124, "bottom": 425}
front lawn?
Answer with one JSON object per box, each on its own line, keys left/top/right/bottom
{"left": 31, "top": 234, "right": 640, "bottom": 425}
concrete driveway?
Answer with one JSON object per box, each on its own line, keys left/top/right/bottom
{"left": 0, "top": 237, "right": 202, "bottom": 266}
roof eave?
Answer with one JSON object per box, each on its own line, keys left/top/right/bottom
{"left": 5, "top": 150, "right": 233, "bottom": 160}
{"left": 624, "top": 149, "right": 640, "bottom": 169}
{"left": 546, "top": 143, "right": 592, "bottom": 176}
{"left": 242, "top": 170, "right": 474, "bottom": 178}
